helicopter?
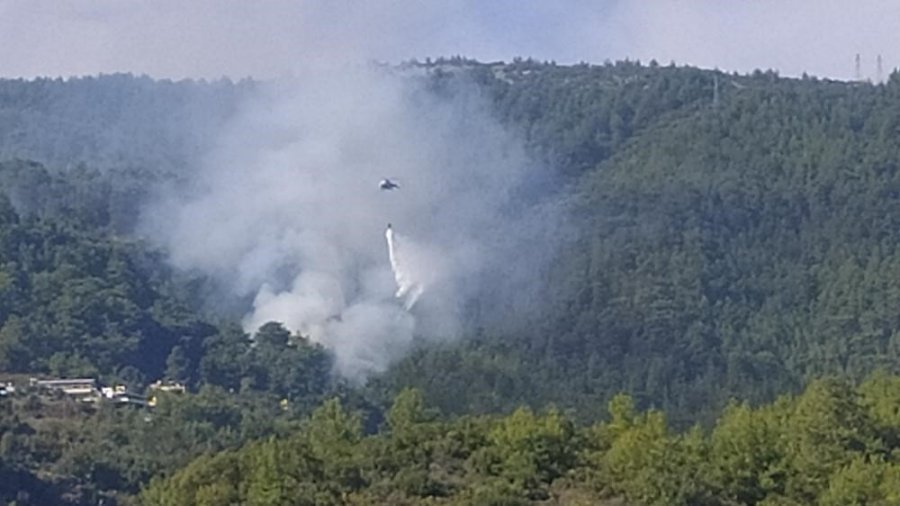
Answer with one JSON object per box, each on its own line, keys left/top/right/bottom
{"left": 379, "top": 178, "right": 399, "bottom": 190}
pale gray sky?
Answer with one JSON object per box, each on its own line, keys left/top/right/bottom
{"left": 0, "top": 0, "right": 897, "bottom": 80}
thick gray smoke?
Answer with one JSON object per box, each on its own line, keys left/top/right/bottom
{"left": 142, "top": 64, "right": 554, "bottom": 381}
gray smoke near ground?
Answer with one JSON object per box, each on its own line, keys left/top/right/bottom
{"left": 140, "top": 64, "right": 559, "bottom": 381}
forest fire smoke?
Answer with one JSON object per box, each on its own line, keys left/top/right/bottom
{"left": 142, "top": 64, "right": 560, "bottom": 381}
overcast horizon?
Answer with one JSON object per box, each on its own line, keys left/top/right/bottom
{"left": 1, "top": 0, "right": 898, "bottom": 82}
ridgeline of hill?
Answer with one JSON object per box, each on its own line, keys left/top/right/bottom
{"left": 2, "top": 60, "right": 900, "bottom": 504}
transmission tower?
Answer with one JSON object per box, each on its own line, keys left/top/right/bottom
{"left": 877, "top": 54, "right": 883, "bottom": 83}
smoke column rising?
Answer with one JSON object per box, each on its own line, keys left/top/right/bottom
{"left": 141, "top": 63, "right": 556, "bottom": 381}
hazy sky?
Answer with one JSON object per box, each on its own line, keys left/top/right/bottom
{"left": 1, "top": 0, "right": 897, "bottom": 80}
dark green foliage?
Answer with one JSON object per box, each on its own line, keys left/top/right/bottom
{"left": 143, "top": 377, "right": 900, "bottom": 506}
{"left": 0, "top": 166, "right": 211, "bottom": 382}
{"left": 383, "top": 61, "right": 900, "bottom": 426}
{"left": 198, "top": 322, "right": 333, "bottom": 411}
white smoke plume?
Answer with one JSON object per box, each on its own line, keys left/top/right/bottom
{"left": 141, "top": 63, "right": 555, "bottom": 381}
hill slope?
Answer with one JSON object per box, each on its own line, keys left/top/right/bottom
{"left": 380, "top": 61, "right": 900, "bottom": 424}
{"left": 1, "top": 63, "right": 899, "bottom": 422}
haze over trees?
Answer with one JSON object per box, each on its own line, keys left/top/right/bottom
{"left": 1, "top": 59, "right": 900, "bottom": 504}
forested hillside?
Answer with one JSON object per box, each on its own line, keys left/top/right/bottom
{"left": 0, "top": 74, "right": 250, "bottom": 175}
{"left": 2, "top": 60, "right": 900, "bottom": 504}
{"left": 381, "top": 60, "right": 900, "bottom": 425}
{"left": 141, "top": 375, "right": 900, "bottom": 506}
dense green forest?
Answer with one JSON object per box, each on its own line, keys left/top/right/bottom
{"left": 140, "top": 376, "right": 900, "bottom": 506}
{"left": 0, "top": 74, "right": 250, "bottom": 175}
{"left": 383, "top": 59, "right": 900, "bottom": 425}
{"left": 2, "top": 60, "right": 900, "bottom": 503}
